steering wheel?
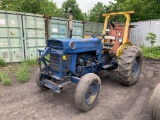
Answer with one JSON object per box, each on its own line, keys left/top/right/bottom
{"left": 91, "top": 34, "right": 105, "bottom": 41}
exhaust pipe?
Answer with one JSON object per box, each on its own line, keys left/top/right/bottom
{"left": 68, "top": 8, "right": 73, "bottom": 38}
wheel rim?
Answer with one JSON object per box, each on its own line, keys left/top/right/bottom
{"left": 132, "top": 56, "right": 141, "bottom": 79}
{"left": 85, "top": 81, "right": 99, "bottom": 105}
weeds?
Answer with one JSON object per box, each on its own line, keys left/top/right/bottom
{"left": 16, "top": 63, "right": 31, "bottom": 83}
{"left": 0, "top": 59, "right": 6, "bottom": 67}
{"left": 141, "top": 46, "right": 160, "bottom": 59}
{"left": 24, "top": 59, "right": 38, "bottom": 66}
{"left": 0, "top": 59, "right": 38, "bottom": 86}
{"left": 0, "top": 71, "right": 12, "bottom": 86}
{"left": 11, "top": 59, "right": 37, "bottom": 83}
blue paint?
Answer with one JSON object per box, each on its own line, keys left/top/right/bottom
{"left": 47, "top": 38, "right": 103, "bottom": 55}
{"left": 37, "top": 37, "right": 118, "bottom": 93}
{"left": 71, "top": 76, "right": 80, "bottom": 84}
{"left": 70, "top": 54, "right": 77, "bottom": 73}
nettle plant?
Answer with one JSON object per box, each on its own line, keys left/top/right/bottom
{"left": 146, "top": 32, "right": 157, "bottom": 46}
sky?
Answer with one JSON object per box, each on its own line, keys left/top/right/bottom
{"left": 51, "top": 0, "right": 115, "bottom": 13}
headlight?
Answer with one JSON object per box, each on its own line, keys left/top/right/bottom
{"left": 118, "top": 38, "right": 123, "bottom": 43}
{"left": 69, "top": 41, "right": 76, "bottom": 49}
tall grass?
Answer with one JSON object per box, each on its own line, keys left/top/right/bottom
{"left": 0, "top": 71, "right": 12, "bottom": 86}
{"left": 0, "top": 59, "right": 6, "bottom": 67}
{"left": 15, "top": 62, "right": 31, "bottom": 83}
{"left": 24, "top": 59, "right": 38, "bottom": 66}
{"left": 0, "top": 59, "right": 38, "bottom": 85}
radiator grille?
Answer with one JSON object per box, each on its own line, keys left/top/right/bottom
{"left": 50, "top": 54, "right": 72, "bottom": 74}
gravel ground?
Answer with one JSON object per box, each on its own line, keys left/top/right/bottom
{"left": 0, "top": 59, "right": 160, "bottom": 120}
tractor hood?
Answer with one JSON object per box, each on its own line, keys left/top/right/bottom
{"left": 47, "top": 38, "right": 103, "bottom": 55}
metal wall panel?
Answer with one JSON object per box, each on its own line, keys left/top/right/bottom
{"left": 23, "top": 13, "right": 46, "bottom": 60}
{"left": 72, "top": 20, "right": 83, "bottom": 38}
{"left": 83, "top": 21, "right": 104, "bottom": 37}
{"left": 130, "top": 20, "right": 160, "bottom": 46}
{"left": 49, "top": 17, "right": 68, "bottom": 39}
{"left": 0, "top": 10, "right": 24, "bottom": 62}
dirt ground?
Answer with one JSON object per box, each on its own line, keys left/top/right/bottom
{"left": 0, "top": 59, "right": 160, "bottom": 120}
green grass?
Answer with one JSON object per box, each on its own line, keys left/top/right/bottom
{"left": 11, "top": 59, "right": 37, "bottom": 83}
{"left": 45, "top": 54, "right": 50, "bottom": 61}
{"left": 0, "top": 71, "right": 12, "bottom": 86}
{"left": 15, "top": 63, "right": 31, "bottom": 83}
{"left": 0, "top": 59, "right": 38, "bottom": 85}
{"left": 141, "top": 46, "right": 160, "bottom": 59}
{"left": 24, "top": 59, "right": 38, "bottom": 66}
{"left": 0, "top": 59, "right": 6, "bottom": 67}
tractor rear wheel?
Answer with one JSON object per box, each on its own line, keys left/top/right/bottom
{"left": 35, "top": 69, "right": 49, "bottom": 91}
{"left": 75, "top": 73, "right": 101, "bottom": 111}
{"left": 117, "top": 46, "right": 143, "bottom": 85}
{"left": 150, "top": 83, "right": 160, "bottom": 120}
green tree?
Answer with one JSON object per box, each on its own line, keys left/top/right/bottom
{"left": 88, "top": 2, "right": 107, "bottom": 23}
{"left": 39, "top": 0, "right": 63, "bottom": 17}
{"left": 108, "top": 0, "right": 160, "bottom": 22}
{"left": 62, "top": 0, "right": 84, "bottom": 20}
{"left": 0, "top": 0, "right": 62, "bottom": 17}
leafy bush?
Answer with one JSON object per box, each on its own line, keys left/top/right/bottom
{"left": 146, "top": 32, "right": 157, "bottom": 46}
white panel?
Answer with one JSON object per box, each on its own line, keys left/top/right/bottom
{"left": 130, "top": 20, "right": 160, "bottom": 47}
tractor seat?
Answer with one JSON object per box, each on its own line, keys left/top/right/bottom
{"left": 104, "top": 36, "right": 116, "bottom": 40}
{"left": 103, "top": 43, "right": 114, "bottom": 47}
{"left": 103, "top": 43, "right": 114, "bottom": 50}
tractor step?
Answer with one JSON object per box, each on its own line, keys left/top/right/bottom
{"left": 103, "top": 64, "right": 114, "bottom": 69}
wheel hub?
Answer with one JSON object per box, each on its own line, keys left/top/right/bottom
{"left": 85, "top": 82, "right": 99, "bottom": 104}
{"left": 132, "top": 57, "right": 140, "bottom": 78}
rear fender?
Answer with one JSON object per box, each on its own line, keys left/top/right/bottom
{"left": 116, "top": 42, "right": 132, "bottom": 57}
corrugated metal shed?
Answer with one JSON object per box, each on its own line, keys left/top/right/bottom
{"left": 130, "top": 20, "right": 160, "bottom": 46}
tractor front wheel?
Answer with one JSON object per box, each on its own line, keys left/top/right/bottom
{"left": 75, "top": 73, "right": 101, "bottom": 111}
{"left": 117, "top": 46, "right": 143, "bottom": 85}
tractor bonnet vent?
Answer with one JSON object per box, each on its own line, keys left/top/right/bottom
{"left": 48, "top": 40, "right": 63, "bottom": 50}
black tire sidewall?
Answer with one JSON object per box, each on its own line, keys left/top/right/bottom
{"left": 117, "top": 46, "right": 143, "bottom": 85}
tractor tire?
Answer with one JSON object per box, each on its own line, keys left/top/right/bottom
{"left": 35, "top": 69, "right": 49, "bottom": 91}
{"left": 150, "top": 83, "right": 160, "bottom": 120}
{"left": 117, "top": 46, "right": 143, "bottom": 85}
{"left": 75, "top": 73, "right": 101, "bottom": 111}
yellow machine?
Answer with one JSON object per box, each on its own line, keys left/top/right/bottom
{"left": 89, "top": 11, "right": 143, "bottom": 86}
{"left": 102, "top": 11, "right": 134, "bottom": 57}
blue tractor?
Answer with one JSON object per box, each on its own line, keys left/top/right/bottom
{"left": 36, "top": 11, "right": 143, "bottom": 111}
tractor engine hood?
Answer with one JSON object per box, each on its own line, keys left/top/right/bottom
{"left": 47, "top": 38, "right": 103, "bottom": 55}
